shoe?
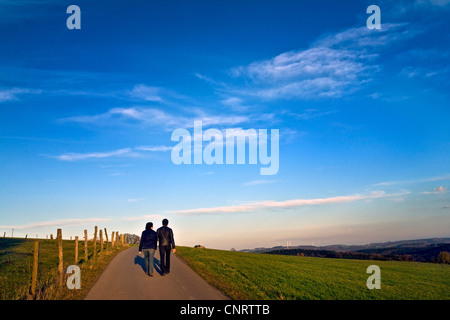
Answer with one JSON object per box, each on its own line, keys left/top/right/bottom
{"left": 165, "top": 271, "right": 170, "bottom": 274}
{"left": 149, "top": 273, "right": 153, "bottom": 277}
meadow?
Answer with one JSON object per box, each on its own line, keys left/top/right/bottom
{"left": 2, "top": 239, "right": 449, "bottom": 300}
{"left": 176, "top": 246, "right": 450, "bottom": 300}
{"left": 0, "top": 237, "right": 128, "bottom": 300}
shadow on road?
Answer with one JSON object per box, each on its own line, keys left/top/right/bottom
{"left": 134, "top": 254, "right": 162, "bottom": 275}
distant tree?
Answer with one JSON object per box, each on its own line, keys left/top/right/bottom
{"left": 400, "top": 254, "right": 410, "bottom": 262}
{"left": 437, "top": 251, "right": 450, "bottom": 264}
{"left": 124, "top": 233, "right": 140, "bottom": 245}
{"left": 230, "top": 248, "right": 236, "bottom": 251}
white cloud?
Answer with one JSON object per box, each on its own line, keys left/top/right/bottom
{"left": 0, "top": 218, "right": 112, "bottom": 230}
{"left": 243, "top": 179, "right": 281, "bottom": 186}
{"left": 223, "top": 23, "right": 416, "bottom": 101}
{"left": 128, "top": 84, "right": 162, "bottom": 102}
{"left": 135, "top": 145, "right": 172, "bottom": 152}
{"left": 422, "top": 186, "right": 448, "bottom": 195}
{"left": 53, "top": 148, "right": 138, "bottom": 161}
{"left": 52, "top": 144, "right": 175, "bottom": 162}
{"left": 0, "top": 87, "right": 42, "bottom": 102}
{"left": 61, "top": 105, "right": 257, "bottom": 131}
{"left": 313, "top": 23, "right": 414, "bottom": 49}
{"left": 221, "top": 97, "right": 252, "bottom": 112}
{"left": 122, "top": 214, "right": 166, "bottom": 221}
{"left": 374, "top": 174, "right": 450, "bottom": 186}
{"left": 232, "top": 47, "right": 369, "bottom": 81}
{"left": 167, "top": 190, "right": 410, "bottom": 215}
{"left": 61, "top": 107, "right": 181, "bottom": 127}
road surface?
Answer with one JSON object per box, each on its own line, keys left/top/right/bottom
{"left": 85, "top": 246, "right": 228, "bottom": 300}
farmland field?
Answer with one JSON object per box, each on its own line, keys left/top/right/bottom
{"left": 176, "top": 246, "right": 450, "bottom": 300}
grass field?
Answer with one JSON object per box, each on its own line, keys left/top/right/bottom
{"left": 0, "top": 237, "right": 128, "bottom": 300}
{"left": 176, "top": 246, "right": 450, "bottom": 300}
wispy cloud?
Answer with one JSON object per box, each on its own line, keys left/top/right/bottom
{"left": 229, "top": 48, "right": 372, "bottom": 100}
{"left": 397, "top": 46, "right": 450, "bottom": 80}
{"left": 167, "top": 190, "right": 410, "bottom": 215}
{"left": 60, "top": 105, "right": 261, "bottom": 131}
{"left": 313, "top": 23, "right": 416, "bottom": 49}
{"left": 52, "top": 145, "right": 173, "bottom": 161}
{"left": 0, "top": 218, "right": 112, "bottom": 230}
{"left": 135, "top": 145, "right": 173, "bottom": 152}
{"left": 221, "top": 97, "right": 253, "bottom": 112}
{"left": 221, "top": 23, "right": 416, "bottom": 101}
{"left": 0, "top": 87, "right": 42, "bottom": 102}
{"left": 52, "top": 148, "right": 138, "bottom": 161}
{"left": 282, "top": 109, "right": 337, "bottom": 120}
{"left": 421, "top": 186, "right": 448, "bottom": 195}
{"left": 128, "top": 84, "right": 163, "bottom": 102}
{"left": 243, "top": 179, "right": 281, "bottom": 186}
{"left": 60, "top": 107, "right": 178, "bottom": 127}
{"left": 374, "top": 174, "right": 450, "bottom": 186}
{"left": 121, "top": 214, "right": 166, "bottom": 222}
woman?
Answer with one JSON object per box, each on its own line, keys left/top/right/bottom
{"left": 138, "top": 222, "right": 157, "bottom": 276}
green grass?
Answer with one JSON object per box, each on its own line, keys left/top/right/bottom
{"left": 0, "top": 237, "right": 128, "bottom": 300}
{"left": 176, "top": 246, "right": 450, "bottom": 300}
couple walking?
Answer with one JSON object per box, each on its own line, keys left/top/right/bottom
{"left": 138, "top": 218, "right": 176, "bottom": 277}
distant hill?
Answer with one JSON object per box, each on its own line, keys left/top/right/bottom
{"left": 242, "top": 237, "right": 450, "bottom": 263}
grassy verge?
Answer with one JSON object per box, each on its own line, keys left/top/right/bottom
{"left": 176, "top": 246, "right": 450, "bottom": 300}
{"left": 0, "top": 237, "right": 129, "bottom": 300}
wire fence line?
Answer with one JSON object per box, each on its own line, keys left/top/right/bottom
{"left": 0, "top": 226, "right": 128, "bottom": 300}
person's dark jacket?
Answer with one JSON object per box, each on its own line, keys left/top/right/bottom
{"left": 156, "top": 226, "right": 175, "bottom": 249}
{"left": 139, "top": 225, "right": 157, "bottom": 251}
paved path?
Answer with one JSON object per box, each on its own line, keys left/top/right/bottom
{"left": 85, "top": 246, "right": 228, "bottom": 300}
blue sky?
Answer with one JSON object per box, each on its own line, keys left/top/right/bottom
{"left": 1, "top": 0, "right": 449, "bottom": 250}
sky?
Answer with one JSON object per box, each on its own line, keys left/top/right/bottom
{"left": 0, "top": 0, "right": 449, "bottom": 250}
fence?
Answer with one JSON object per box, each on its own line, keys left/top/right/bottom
{"left": 25, "top": 226, "right": 128, "bottom": 299}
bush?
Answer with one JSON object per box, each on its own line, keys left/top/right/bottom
{"left": 437, "top": 251, "right": 450, "bottom": 264}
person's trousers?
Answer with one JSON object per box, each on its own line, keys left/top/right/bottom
{"left": 159, "top": 245, "right": 171, "bottom": 274}
{"left": 142, "top": 248, "right": 155, "bottom": 275}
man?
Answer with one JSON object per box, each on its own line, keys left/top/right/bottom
{"left": 156, "top": 218, "right": 176, "bottom": 276}
{"left": 138, "top": 222, "right": 157, "bottom": 277}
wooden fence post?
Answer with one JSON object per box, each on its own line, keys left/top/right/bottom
{"left": 111, "top": 231, "right": 115, "bottom": 248}
{"left": 100, "top": 229, "right": 103, "bottom": 253}
{"left": 57, "top": 229, "right": 63, "bottom": 286}
{"left": 93, "top": 226, "right": 98, "bottom": 259}
{"left": 30, "top": 240, "right": 39, "bottom": 297}
{"left": 74, "top": 236, "right": 79, "bottom": 265}
{"left": 116, "top": 232, "right": 119, "bottom": 247}
{"left": 104, "top": 228, "right": 109, "bottom": 250}
{"left": 84, "top": 230, "right": 88, "bottom": 262}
